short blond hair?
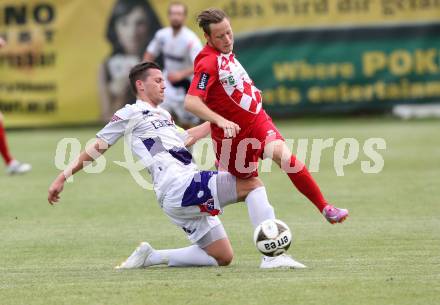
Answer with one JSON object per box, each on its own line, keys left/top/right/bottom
{"left": 196, "top": 8, "right": 228, "bottom": 35}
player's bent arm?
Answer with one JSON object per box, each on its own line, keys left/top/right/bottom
{"left": 184, "top": 94, "right": 219, "bottom": 122}
{"left": 64, "top": 138, "right": 110, "bottom": 179}
{"left": 168, "top": 67, "right": 194, "bottom": 83}
{"left": 185, "top": 122, "right": 211, "bottom": 147}
{"left": 143, "top": 52, "right": 156, "bottom": 62}
{"left": 179, "top": 66, "right": 194, "bottom": 78}
{"left": 48, "top": 138, "right": 110, "bottom": 205}
{"left": 184, "top": 94, "right": 240, "bottom": 138}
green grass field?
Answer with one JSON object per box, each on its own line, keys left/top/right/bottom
{"left": 1, "top": 118, "right": 439, "bottom": 305}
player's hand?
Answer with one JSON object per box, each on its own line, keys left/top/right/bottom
{"left": 167, "top": 71, "right": 184, "bottom": 83}
{"left": 216, "top": 117, "right": 240, "bottom": 138}
{"left": 48, "top": 176, "right": 65, "bottom": 205}
{"left": 0, "top": 37, "right": 6, "bottom": 48}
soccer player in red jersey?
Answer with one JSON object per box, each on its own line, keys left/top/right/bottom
{"left": 184, "top": 8, "right": 348, "bottom": 224}
{"left": 0, "top": 37, "right": 31, "bottom": 175}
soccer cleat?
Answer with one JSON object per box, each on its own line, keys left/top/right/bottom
{"left": 115, "top": 242, "right": 154, "bottom": 269}
{"left": 323, "top": 205, "right": 349, "bottom": 224}
{"left": 6, "top": 160, "right": 32, "bottom": 175}
{"left": 260, "top": 254, "right": 307, "bottom": 269}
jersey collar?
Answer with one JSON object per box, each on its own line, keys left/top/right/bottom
{"left": 135, "top": 99, "right": 159, "bottom": 111}
{"left": 205, "top": 44, "right": 235, "bottom": 62}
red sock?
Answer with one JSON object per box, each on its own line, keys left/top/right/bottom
{"left": 285, "top": 155, "right": 327, "bottom": 212}
{"left": 0, "top": 122, "right": 13, "bottom": 165}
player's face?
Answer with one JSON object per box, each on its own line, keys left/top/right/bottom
{"left": 206, "top": 18, "right": 234, "bottom": 54}
{"left": 168, "top": 4, "right": 186, "bottom": 29}
{"left": 137, "top": 69, "right": 165, "bottom": 106}
{"left": 115, "top": 7, "right": 149, "bottom": 55}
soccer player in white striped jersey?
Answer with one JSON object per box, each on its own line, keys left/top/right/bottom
{"left": 144, "top": 2, "right": 202, "bottom": 128}
{"left": 47, "top": 62, "right": 305, "bottom": 269}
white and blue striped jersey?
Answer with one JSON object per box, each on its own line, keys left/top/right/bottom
{"left": 147, "top": 26, "right": 202, "bottom": 76}
{"left": 147, "top": 27, "right": 202, "bottom": 101}
{"left": 96, "top": 99, "right": 198, "bottom": 202}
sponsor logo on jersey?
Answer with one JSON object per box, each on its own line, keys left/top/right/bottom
{"left": 151, "top": 119, "right": 174, "bottom": 129}
{"left": 110, "top": 115, "right": 122, "bottom": 122}
{"left": 267, "top": 129, "right": 276, "bottom": 137}
{"left": 197, "top": 72, "right": 209, "bottom": 90}
{"left": 199, "top": 198, "right": 220, "bottom": 216}
{"left": 220, "top": 74, "right": 236, "bottom": 86}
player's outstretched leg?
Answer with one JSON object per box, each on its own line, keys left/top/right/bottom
{"left": 116, "top": 225, "right": 233, "bottom": 269}
{"left": 237, "top": 179, "right": 307, "bottom": 268}
{"left": 115, "top": 242, "right": 154, "bottom": 269}
{"left": 115, "top": 242, "right": 221, "bottom": 269}
{"left": 265, "top": 140, "right": 349, "bottom": 224}
{"left": 0, "top": 114, "right": 31, "bottom": 175}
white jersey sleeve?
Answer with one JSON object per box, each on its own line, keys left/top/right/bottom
{"left": 96, "top": 105, "right": 139, "bottom": 145}
{"left": 146, "top": 29, "right": 164, "bottom": 57}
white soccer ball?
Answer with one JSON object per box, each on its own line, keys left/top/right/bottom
{"left": 253, "top": 219, "right": 292, "bottom": 257}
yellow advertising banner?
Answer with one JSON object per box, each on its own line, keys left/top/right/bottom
{"left": 1, "top": 1, "right": 113, "bottom": 127}
{"left": 1, "top": 0, "right": 439, "bottom": 127}
{"left": 154, "top": 0, "right": 440, "bottom": 35}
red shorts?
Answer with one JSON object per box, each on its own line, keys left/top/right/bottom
{"left": 211, "top": 110, "right": 284, "bottom": 179}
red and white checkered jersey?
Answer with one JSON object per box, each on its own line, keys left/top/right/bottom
{"left": 188, "top": 44, "right": 263, "bottom": 130}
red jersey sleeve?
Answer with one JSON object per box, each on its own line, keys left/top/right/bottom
{"left": 188, "top": 55, "right": 217, "bottom": 101}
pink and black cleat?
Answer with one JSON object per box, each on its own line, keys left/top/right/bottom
{"left": 323, "top": 205, "right": 349, "bottom": 224}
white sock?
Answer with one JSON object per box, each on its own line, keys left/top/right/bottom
{"left": 148, "top": 245, "right": 218, "bottom": 267}
{"left": 245, "top": 186, "right": 276, "bottom": 228}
